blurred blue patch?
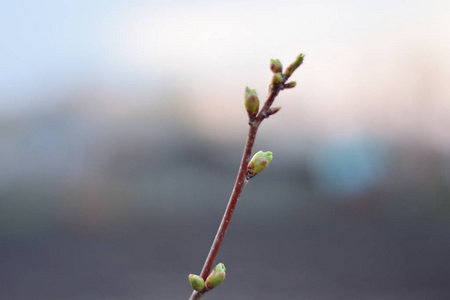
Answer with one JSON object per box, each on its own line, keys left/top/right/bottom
{"left": 313, "top": 135, "right": 386, "bottom": 197}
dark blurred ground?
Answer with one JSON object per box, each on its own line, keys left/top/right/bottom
{"left": 1, "top": 103, "right": 450, "bottom": 300}
{"left": 1, "top": 214, "right": 450, "bottom": 299}
{"left": 1, "top": 205, "right": 450, "bottom": 300}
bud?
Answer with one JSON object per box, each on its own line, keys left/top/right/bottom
{"left": 284, "top": 81, "right": 296, "bottom": 89}
{"left": 270, "top": 59, "right": 283, "bottom": 73}
{"left": 271, "top": 73, "right": 283, "bottom": 85}
{"left": 244, "top": 87, "right": 260, "bottom": 119}
{"left": 247, "top": 151, "right": 273, "bottom": 178}
{"left": 267, "top": 106, "right": 281, "bottom": 116}
{"left": 189, "top": 274, "right": 205, "bottom": 292}
{"left": 284, "top": 53, "right": 305, "bottom": 77}
{"left": 205, "top": 263, "right": 226, "bottom": 291}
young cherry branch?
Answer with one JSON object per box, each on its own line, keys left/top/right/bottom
{"left": 188, "top": 54, "right": 304, "bottom": 300}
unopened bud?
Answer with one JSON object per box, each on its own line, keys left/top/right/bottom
{"left": 271, "top": 73, "right": 284, "bottom": 85}
{"left": 189, "top": 274, "right": 205, "bottom": 292}
{"left": 247, "top": 151, "right": 273, "bottom": 178}
{"left": 205, "top": 263, "right": 226, "bottom": 291}
{"left": 268, "top": 106, "right": 282, "bottom": 116}
{"left": 284, "top": 53, "right": 305, "bottom": 77}
{"left": 284, "top": 81, "right": 296, "bottom": 89}
{"left": 244, "top": 87, "right": 260, "bottom": 119}
{"left": 270, "top": 59, "right": 283, "bottom": 73}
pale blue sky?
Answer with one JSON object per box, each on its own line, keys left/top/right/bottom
{"left": 1, "top": 0, "right": 449, "bottom": 133}
{"left": 0, "top": 1, "right": 161, "bottom": 104}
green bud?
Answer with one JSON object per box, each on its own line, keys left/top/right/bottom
{"left": 205, "top": 263, "right": 226, "bottom": 291}
{"left": 284, "top": 81, "right": 296, "bottom": 89}
{"left": 244, "top": 87, "right": 260, "bottom": 119}
{"left": 284, "top": 53, "right": 305, "bottom": 77}
{"left": 270, "top": 59, "right": 283, "bottom": 73}
{"left": 189, "top": 274, "right": 205, "bottom": 292}
{"left": 247, "top": 151, "right": 273, "bottom": 178}
{"left": 267, "top": 106, "right": 281, "bottom": 116}
{"left": 271, "top": 73, "right": 283, "bottom": 85}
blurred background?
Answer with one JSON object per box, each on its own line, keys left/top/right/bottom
{"left": 1, "top": 0, "right": 450, "bottom": 299}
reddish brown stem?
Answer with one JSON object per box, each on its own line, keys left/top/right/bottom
{"left": 189, "top": 123, "right": 259, "bottom": 300}
{"left": 189, "top": 87, "right": 282, "bottom": 300}
{"left": 202, "top": 122, "right": 259, "bottom": 276}
{"left": 188, "top": 54, "right": 304, "bottom": 300}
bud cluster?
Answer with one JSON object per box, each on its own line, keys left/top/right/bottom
{"left": 244, "top": 54, "right": 304, "bottom": 121}
{"left": 189, "top": 263, "right": 226, "bottom": 293}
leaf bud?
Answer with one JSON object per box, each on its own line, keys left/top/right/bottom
{"left": 270, "top": 59, "right": 283, "bottom": 73}
{"left": 189, "top": 274, "right": 205, "bottom": 292}
{"left": 247, "top": 151, "right": 273, "bottom": 178}
{"left": 205, "top": 263, "right": 226, "bottom": 291}
{"left": 244, "top": 87, "right": 260, "bottom": 119}
{"left": 284, "top": 53, "right": 305, "bottom": 77}
{"left": 284, "top": 81, "right": 296, "bottom": 89}
{"left": 267, "top": 106, "right": 282, "bottom": 116}
{"left": 271, "top": 73, "right": 284, "bottom": 85}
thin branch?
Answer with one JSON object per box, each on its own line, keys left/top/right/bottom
{"left": 189, "top": 123, "right": 258, "bottom": 300}
{"left": 189, "top": 90, "right": 279, "bottom": 300}
{"left": 188, "top": 54, "right": 304, "bottom": 300}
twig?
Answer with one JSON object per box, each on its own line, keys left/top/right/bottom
{"left": 189, "top": 54, "right": 304, "bottom": 300}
